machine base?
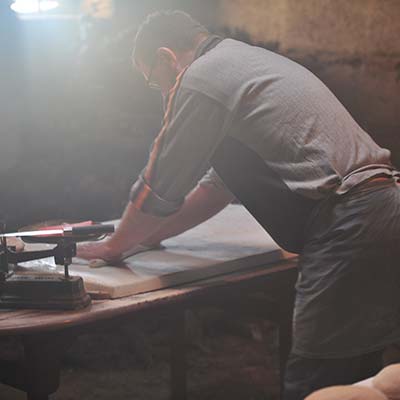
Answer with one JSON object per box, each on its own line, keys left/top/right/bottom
{"left": 0, "top": 274, "right": 91, "bottom": 310}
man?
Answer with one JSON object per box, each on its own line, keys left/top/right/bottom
{"left": 78, "top": 11, "right": 400, "bottom": 399}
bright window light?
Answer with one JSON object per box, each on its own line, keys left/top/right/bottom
{"left": 11, "top": 0, "right": 60, "bottom": 14}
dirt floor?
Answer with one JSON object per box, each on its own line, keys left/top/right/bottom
{"left": 0, "top": 306, "right": 281, "bottom": 400}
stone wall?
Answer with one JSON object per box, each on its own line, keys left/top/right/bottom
{"left": 218, "top": 0, "right": 400, "bottom": 164}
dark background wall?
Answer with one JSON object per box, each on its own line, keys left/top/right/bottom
{"left": 0, "top": 0, "right": 399, "bottom": 229}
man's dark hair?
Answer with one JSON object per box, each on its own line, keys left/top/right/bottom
{"left": 133, "top": 10, "right": 209, "bottom": 67}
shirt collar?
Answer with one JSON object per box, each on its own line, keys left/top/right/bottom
{"left": 193, "top": 35, "right": 223, "bottom": 61}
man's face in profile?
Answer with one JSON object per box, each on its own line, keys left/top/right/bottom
{"left": 137, "top": 47, "right": 182, "bottom": 99}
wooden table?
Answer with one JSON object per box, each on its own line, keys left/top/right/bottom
{"left": 0, "top": 258, "right": 297, "bottom": 400}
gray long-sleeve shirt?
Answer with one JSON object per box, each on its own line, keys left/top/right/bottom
{"left": 130, "top": 38, "right": 395, "bottom": 218}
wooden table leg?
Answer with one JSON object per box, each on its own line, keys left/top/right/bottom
{"left": 22, "top": 332, "right": 72, "bottom": 400}
{"left": 170, "top": 309, "right": 187, "bottom": 400}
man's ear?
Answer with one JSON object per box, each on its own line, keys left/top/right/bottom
{"left": 157, "top": 47, "right": 178, "bottom": 68}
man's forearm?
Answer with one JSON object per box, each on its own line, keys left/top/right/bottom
{"left": 105, "top": 202, "right": 167, "bottom": 257}
{"left": 143, "top": 183, "right": 234, "bottom": 245}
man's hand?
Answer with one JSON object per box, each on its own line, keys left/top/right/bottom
{"left": 76, "top": 202, "right": 166, "bottom": 265}
{"left": 77, "top": 241, "right": 122, "bottom": 263}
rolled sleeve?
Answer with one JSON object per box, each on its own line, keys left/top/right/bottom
{"left": 130, "top": 85, "right": 232, "bottom": 217}
{"left": 129, "top": 174, "right": 184, "bottom": 217}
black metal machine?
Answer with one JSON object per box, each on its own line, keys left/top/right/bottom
{"left": 0, "top": 223, "right": 114, "bottom": 310}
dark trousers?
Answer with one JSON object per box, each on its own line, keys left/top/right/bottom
{"left": 282, "top": 350, "right": 383, "bottom": 400}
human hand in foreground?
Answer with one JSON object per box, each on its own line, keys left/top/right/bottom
{"left": 305, "top": 385, "right": 387, "bottom": 400}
